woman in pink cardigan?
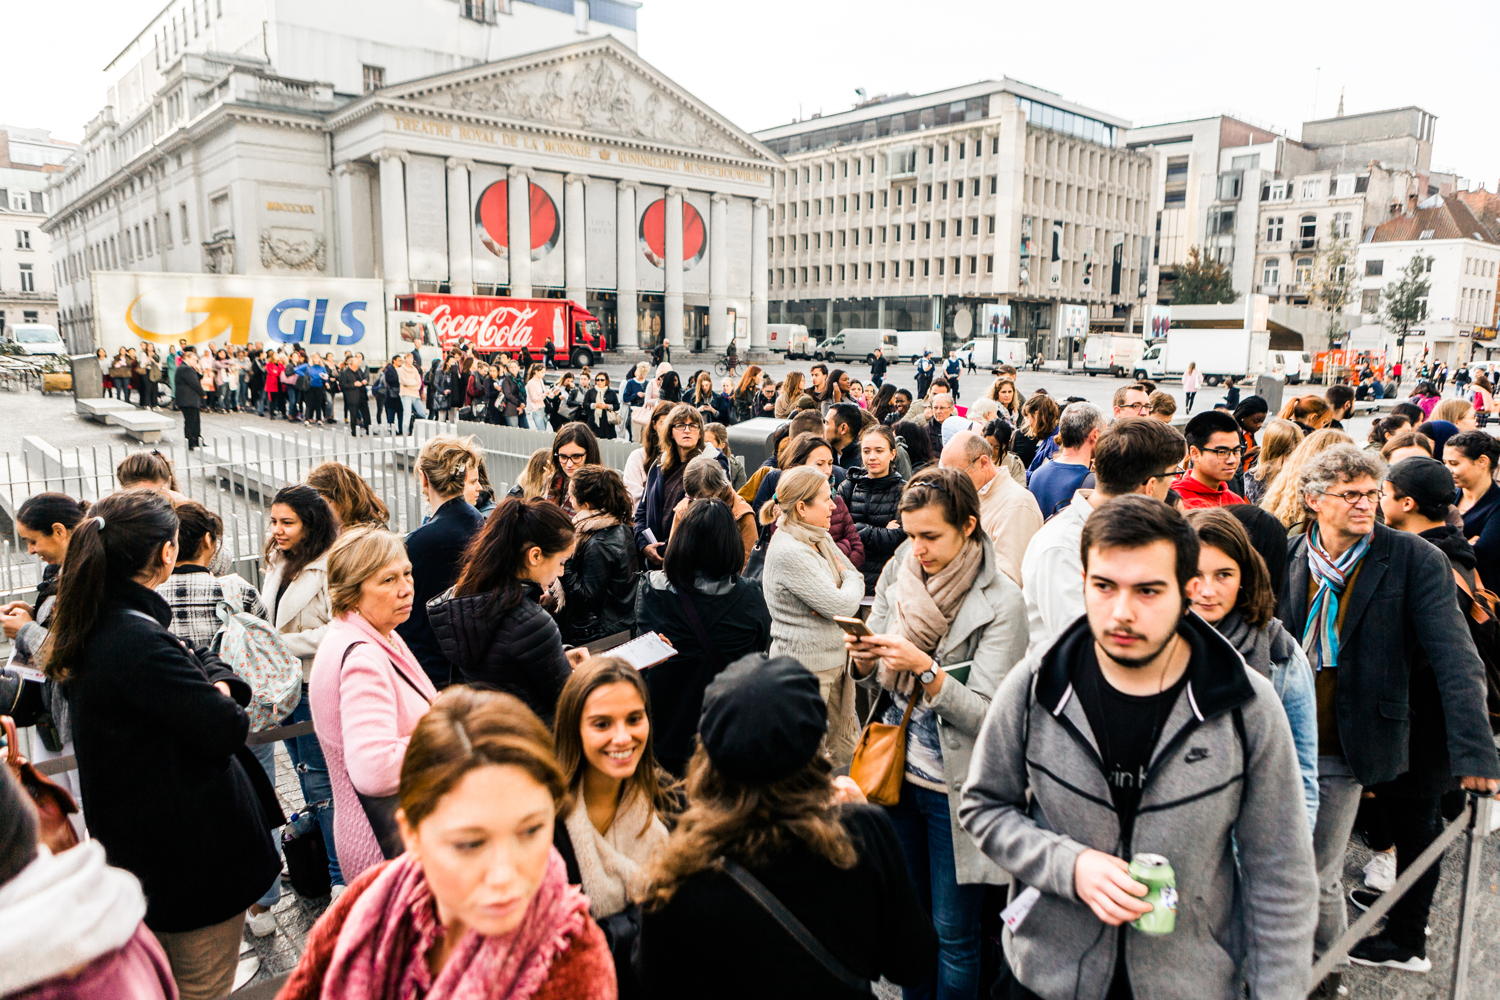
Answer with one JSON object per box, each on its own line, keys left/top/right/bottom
{"left": 309, "top": 526, "right": 438, "bottom": 879}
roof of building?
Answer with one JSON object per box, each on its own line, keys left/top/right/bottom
{"left": 1368, "top": 194, "right": 1499, "bottom": 244}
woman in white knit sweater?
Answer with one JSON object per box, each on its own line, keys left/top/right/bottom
{"left": 761, "top": 464, "right": 863, "bottom": 762}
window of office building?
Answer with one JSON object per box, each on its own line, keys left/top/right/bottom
{"left": 1262, "top": 258, "right": 1279, "bottom": 286}
{"left": 1360, "top": 289, "right": 1380, "bottom": 314}
{"left": 15, "top": 230, "right": 30, "bottom": 250}
{"left": 1264, "top": 216, "right": 1283, "bottom": 242}
{"left": 1294, "top": 257, "right": 1313, "bottom": 286}
{"left": 1365, "top": 259, "right": 1383, "bottom": 277}
{"left": 1298, "top": 215, "right": 1316, "bottom": 243}
{"left": 363, "top": 64, "right": 385, "bottom": 92}
{"left": 18, "top": 264, "right": 34, "bottom": 292}
{"left": 1332, "top": 211, "right": 1353, "bottom": 239}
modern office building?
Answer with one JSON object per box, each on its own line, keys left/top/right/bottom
{"left": 45, "top": 0, "right": 781, "bottom": 354}
{"left": 755, "top": 80, "right": 1155, "bottom": 360}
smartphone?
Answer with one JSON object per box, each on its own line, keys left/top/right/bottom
{"left": 833, "top": 615, "right": 873, "bottom": 638}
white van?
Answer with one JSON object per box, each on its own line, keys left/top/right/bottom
{"left": 958, "top": 338, "right": 1031, "bottom": 369}
{"left": 767, "top": 323, "right": 809, "bottom": 358}
{"left": 1268, "top": 349, "right": 1313, "bottom": 384}
{"left": 814, "top": 328, "right": 898, "bottom": 363}
{"left": 4, "top": 323, "right": 66, "bottom": 357}
{"left": 890, "top": 330, "right": 943, "bottom": 364}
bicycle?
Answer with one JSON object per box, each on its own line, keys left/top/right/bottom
{"left": 713, "top": 354, "right": 742, "bottom": 377}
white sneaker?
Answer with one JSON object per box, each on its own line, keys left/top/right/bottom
{"left": 1363, "top": 850, "right": 1397, "bottom": 892}
{"left": 246, "top": 909, "right": 276, "bottom": 938}
{"left": 329, "top": 883, "right": 347, "bottom": 901}
{"left": 232, "top": 955, "right": 261, "bottom": 992}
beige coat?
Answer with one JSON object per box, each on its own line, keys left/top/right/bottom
{"left": 976, "top": 471, "right": 1043, "bottom": 585}
{"left": 262, "top": 551, "right": 333, "bottom": 681}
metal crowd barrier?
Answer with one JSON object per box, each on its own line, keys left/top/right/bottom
{"left": 1306, "top": 793, "right": 1495, "bottom": 998}
{"left": 31, "top": 720, "right": 316, "bottom": 777}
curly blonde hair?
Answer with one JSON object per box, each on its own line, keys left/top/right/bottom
{"left": 1260, "top": 428, "right": 1353, "bottom": 527}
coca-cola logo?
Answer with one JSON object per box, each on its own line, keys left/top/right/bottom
{"left": 428, "top": 303, "right": 541, "bottom": 351}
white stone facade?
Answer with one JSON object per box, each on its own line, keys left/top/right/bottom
{"left": 0, "top": 128, "right": 74, "bottom": 335}
{"left": 1350, "top": 237, "right": 1500, "bottom": 365}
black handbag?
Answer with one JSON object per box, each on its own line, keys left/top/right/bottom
{"left": 339, "top": 643, "right": 432, "bottom": 859}
{"left": 742, "top": 523, "right": 771, "bottom": 582}
{"left": 283, "top": 814, "right": 332, "bottom": 898}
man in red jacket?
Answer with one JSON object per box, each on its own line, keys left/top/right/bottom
{"left": 1172, "top": 410, "right": 1246, "bottom": 508}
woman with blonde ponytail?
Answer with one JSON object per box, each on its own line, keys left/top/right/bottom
{"left": 760, "top": 465, "right": 864, "bottom": 761}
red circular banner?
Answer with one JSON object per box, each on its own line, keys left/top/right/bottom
{"left": 639, "top": 198, "right": 706, "bottom": 268}
{"left": 474, "top": 180, "right": 559, "bottom": 261}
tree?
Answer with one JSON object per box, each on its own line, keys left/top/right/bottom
{"left": 1380, "top": 254, "right": 1431, "bottom": 366}
{"left": 1172, "top": 246, "right": 1236, "bottom": 304}
{"left": 1313, "top": 237, "right": 1356, "bottom": 349}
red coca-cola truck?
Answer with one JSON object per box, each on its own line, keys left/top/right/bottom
{"left": 394, "top": 293, "right": 607, "bottom": 368}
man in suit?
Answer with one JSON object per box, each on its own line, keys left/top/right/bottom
{"left": 1280, "top": 445, "right": 1499, "bottom": 995}
{"left": 174, "top": 348, "right": 205, "bottom": 449}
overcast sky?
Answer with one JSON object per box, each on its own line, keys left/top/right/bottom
{"left": 6, "top": 0, "right": 1496, "bottom": 185}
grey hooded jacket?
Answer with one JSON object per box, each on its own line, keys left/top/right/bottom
{"left": 959, "top": 613, "right": 1317, "bottom": 1000}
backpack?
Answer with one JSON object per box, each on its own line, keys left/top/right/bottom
{"left": 213, "top": 599, "right": 302, "bottom": 731}
{"left": 1452, "top": 569, "right": 1500, "bottom": 734}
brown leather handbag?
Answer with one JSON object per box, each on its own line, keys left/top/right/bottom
{"left": 848, "top": 692, "right": 916, "bottom": 806}
{"left": 2, "top": 715, "right": 81, "bottom": 853}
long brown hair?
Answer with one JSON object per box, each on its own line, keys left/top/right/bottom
{"left": 263, "top": 484, "right": 338, "bottom": 582}
{"left": 399, "top": 686, "right": 567, "bottom": 830}
{"left": 658, "top": 403, "right": 705, "bottom": 472}
{"left": 43, "top": 489, "right": 178, "bottom": 683}
{"left": 642, "top": 401, "right": 676, "bottom": 470}
{"left": 1186, "top": 508, "right": 1275, "bottom": 627}
{"left": 453, "top": 497, "right": 574, "bottom": 606}
{"left": 733, "top": 364, "right": 764, "bottom": 399}
{"left": 307, "top": 462, "right": 390, "bottom": 529}
{"left": 641, "top": 746, "right": 855, "bottom": 910}
{"left": 552, "top": 657, "right": 672, "bottom": 835}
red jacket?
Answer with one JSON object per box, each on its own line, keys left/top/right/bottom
{"left": 1171, "top": 473, "right": 1246, "bottom": 509}
{"left": 277, "top": 861, "right": 617, "bottom": 1000}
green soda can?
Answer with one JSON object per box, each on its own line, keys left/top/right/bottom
{"left": 1129, "top": 853, "right": 1177, "bottom": 935}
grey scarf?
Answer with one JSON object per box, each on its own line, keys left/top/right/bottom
{"left": 1215, "top": 609, "right": 1296, "bottom": 678}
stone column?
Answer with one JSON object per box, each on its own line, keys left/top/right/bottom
{"left": 664, "top": 186, "right": 685, "bottom": 351}
{"left": 751, "top": 198, "right": 770, "bottom": 349}
{"left": 564, "top": 173, "right": 587, "bottom": 306}
{"left": 333, "top": 162, "right": 362, "bottom": 277}
{"left": 615, "top": 180, "right": 639, "bottom": 350}
{"left": 709, "top": 193, "right": 730, "bottom": 349}
{"left": 376, "top": 151, "right": 410, "bottom": 294}
{"left": 446, "top": 158, "right": 474, "bottom": 294}
{"left": 507, "top": 166, "right": 532, "bottom": 298}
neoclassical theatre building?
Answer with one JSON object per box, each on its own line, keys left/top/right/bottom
{"left": 48, "top": 29, "right": 780, "bottom": 354}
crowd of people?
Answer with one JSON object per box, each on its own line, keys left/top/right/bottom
{"left": 2, "top": 350, "right": 1499, "bottom": 1000}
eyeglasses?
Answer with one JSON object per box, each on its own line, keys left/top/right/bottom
{"left": 594, "top": 378, "right": 608, "bottom": 384}
{"left": 1146, "top": 467, "right": 1187, "bottom": 481}
{"left": 1322, "top": 489, "right": 1382, "bottom": 506}
{"left": 1198, "top": 446, "right": 1245, "bottom": 459}
{"left": 556, "top": 451, "right": 588, "bottom": 466}
{"left": 1119, "top": 402, "right": 1150, "bottom": 414}
{"left": 670, "top": 421, "right": 698, "bottom": 431}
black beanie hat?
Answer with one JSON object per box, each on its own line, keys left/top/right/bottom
{"left": 699, "top": 654, "right": 826, "bottom": 783}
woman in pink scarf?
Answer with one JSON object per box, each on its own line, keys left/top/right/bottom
{"left": 278, "top": 687, "right": 616, "bottom": 1000}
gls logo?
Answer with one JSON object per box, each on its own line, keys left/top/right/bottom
{"left": 125, "top": 295, "right": 369, "bottom": 347}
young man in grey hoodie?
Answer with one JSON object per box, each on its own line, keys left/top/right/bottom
{"left": 961, "top": 495, "right": 1317, "bottom": 1000}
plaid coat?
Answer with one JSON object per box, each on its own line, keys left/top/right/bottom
{"left": 156, "top": 565, "right": 269, "bottom": 649}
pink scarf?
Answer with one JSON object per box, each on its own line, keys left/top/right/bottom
{"left": 321, "top": 849, "right": 591, "bottom": 1000}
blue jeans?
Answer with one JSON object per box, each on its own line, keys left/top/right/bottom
{"left": 284, "top": 695, "right": 343, "bottom": 886}
{"left": 248, "top": 742, "right": 283, "bottom": 908}
{"left": 886, "top": 784, "right": 984, "bottom": 1000}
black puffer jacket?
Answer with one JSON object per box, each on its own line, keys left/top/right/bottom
{"left": 426, "top": 582, "right": 572, "bottom": 723}
{"left": 840, "top": 470, "right": 906, "bottom": 593}
{"left": 558, "top": 522, "right": 640, "bottom": 647}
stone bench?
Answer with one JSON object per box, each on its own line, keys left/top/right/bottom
{"left": 76, "top": 397, "right": 138, "bottom": 423}
{"left": 107, "top": 410, "right": 175, "bottom": 443}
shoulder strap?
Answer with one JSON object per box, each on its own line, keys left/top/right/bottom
{"left": 719, "top": 859, "right": 870, "bottom": 992}
{"left": 340, "top": 640, "right": 432, "bottom": 705}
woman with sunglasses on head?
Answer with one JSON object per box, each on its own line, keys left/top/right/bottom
{"left": 581, "top": 371, "right": 622, "bottom": 440}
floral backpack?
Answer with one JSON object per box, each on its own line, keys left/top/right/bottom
{"left": 214, "top": 600, "right": 302, "bottom": 731}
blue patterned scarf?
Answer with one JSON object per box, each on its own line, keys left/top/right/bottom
{"left": 1301, "top": 524, "right": 1370, "bottom": 671}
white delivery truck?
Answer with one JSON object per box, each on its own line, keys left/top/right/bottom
{"left": 890, "top": 330, "right": 943, "bottom": 364}
{"left": 767, "top": 323, "right": 808, "bottom": 357}
{"left": 2, "top": 323, "right": 67, "bottom": 356}
{"left": 1268, "top": 349, "right": 1313, "bottom": 384}
{"left": 815, "top": 328, "right": 898, "bottom": 363}
{"left": 1081, "top": 335, "right": 1145, "bottom": 377}
{"left": 90, "top": 271, "right": 436, "bottom": 361}
{"left": 1133, "top": 329, "right": 1270, "bottom": 386}
{"left": 957, "top": 338, "right": 1031, "bottom": 369}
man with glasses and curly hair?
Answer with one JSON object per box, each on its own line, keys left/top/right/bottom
{"left": 1282, "top": 445, "right": 1500, "bottom": 993}
{"left": 1171, "top": 410, "right": 1247, "bottom": 508}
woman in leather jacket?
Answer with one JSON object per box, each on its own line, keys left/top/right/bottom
{"left": 557, "top": 466, "right": 639, "bottom": 646}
